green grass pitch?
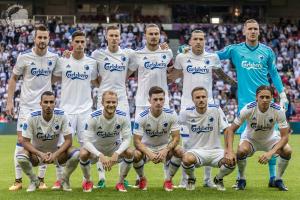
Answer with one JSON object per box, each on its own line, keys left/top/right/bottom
{"left": 0, "top": 135, "right": 299, "bottom": 200}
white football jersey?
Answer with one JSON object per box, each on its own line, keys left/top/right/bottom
{"left": 83, "top": 109, "right": 131, "bottom": 156}
{"left": 133, "top": 108, "right": 180, "bottom": 148}
{"left": 91, "top": 47, "right": 134, "bottom": 107}
{"left": 53, "top": 55, "right": 98, "bottom": 114}
{"left": 174, "top": 51, "right": 221, "bottom": 108}
{"left": 234, "top": 101, "right": 288, "bottom": 141}
{"left": 22, "top": 109, "right": 71, "bottom": 153}
{"left": 129, "top": 47, "right": 173, "bottom": 107}
{"left": 179, "top": 104, "right": 229, "bottom": 150}
{"left": 13, "top": 49, "right": 59, "bottom": 109}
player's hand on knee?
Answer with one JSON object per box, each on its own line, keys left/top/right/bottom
{"left": 258, "top": 152, "right": 272, "bottom": 164}
{"left": 110, "top": 152, "right": 119, "bottom": 165}
{"left": 148, "top": 152, "right": 158, "bottom": 163}
{"left": 38, "top": 152, "right": 50, "bottom": 163}
{"left": 225, "top": 150, "right": 236, "bottom": 166}
{"left": 99, "top": 155, "right": 111, "bottom": 171}
{"left": 157, "top": 149, "right": 168, "bottom": 162}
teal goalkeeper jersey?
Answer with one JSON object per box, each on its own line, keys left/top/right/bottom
{"left": 217, "top": 42, "right": 284, "bottom": 111}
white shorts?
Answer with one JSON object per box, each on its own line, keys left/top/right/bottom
{"left": 240, "top": 135, "right": 280, "bottom": 156}
{"left": 67, "top": 110, "right": 91, "bottom": 144}
{"left": 17, "top": 107, "right": 35, "bottom": 132}
{"left": 187, "top": 149, "right": 224, "bottom": 168}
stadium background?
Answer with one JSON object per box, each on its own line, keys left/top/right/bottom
{"left": 0, "top": 1, "right": 300, "bottom": 199}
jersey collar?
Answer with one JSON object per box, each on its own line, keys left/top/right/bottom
{"left": 244, "top": 42, "right": 259, "bottom": 52}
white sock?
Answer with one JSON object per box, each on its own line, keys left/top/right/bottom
{"left": 133, "top": 159, "right": 144, "bottom": 178}
{"left": 37, "top": 164, "right": 47, "bottom": 179}
{"left": 56, "top": 164, "right": 64, "bottom": 180}
{"left": 237, "top": 157, "right": 247, "bottom": 180}
{"left": 14, "top": 144, "right": 23, "bottom": 180}
{"left": 16, "top": 154, "right": 37, "bottom": 181}
{"left": 119, "top": 158, "right": 133, "bottom": 183}
{"left": 182, "top": 163, "right": 195, "bottom": 180}
{"left": 216, "top": 164, "right": 235, "bottom": 180}
{"left": 63, "top": 150, "right": 79, "bottom": 182}
{"left": 97, "top": 161, "right": 105, "bottom": 181}
{"left": 167, "top": 156, "right": 181, "bottom": 181}
{"left": 80, "top": 159, "right": 91, "bottom": 181}
{"left": 204, "top": 166, "right": 212, "bottom": 182}
{"left": 276, "top": 156, "right": 290, "bottom": 180}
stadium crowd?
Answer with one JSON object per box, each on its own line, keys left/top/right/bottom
{"left": 0, "top": 21, "right": 299, "bottom": 122}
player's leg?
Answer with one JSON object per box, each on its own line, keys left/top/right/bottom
{"left": 116, "top": 147, "right": 134, "bottom": 192}
{"left": 16, "top": 150, "right": 40, "bottom": 192}
{"left": 213, "top": 150, "right": 236, "bottom": 191}
{"left": 133, "top": 149, "right": 147, "bottom": 190}
{"left": 79, "top": 147, "right": 94, "bottom": 192}
{"left": 236, "top": 140, "right": 253, "bottom": 190}
{"left": 57, "top": 146, "right": 80, "bottom": 191}
{"left": 181, "top": 151, "right": 198, "bottom": 190}
{"left": 164, "top": 145, "right": 184, "bottom": 191}
{"left": 268, "top": 128, "right": 280, "bottom": 187}
{"left": 274, "top": 143, "right": 292, "bottom": 191}
{"left": 176, "top": 125, "right": 189, "bottom": 188}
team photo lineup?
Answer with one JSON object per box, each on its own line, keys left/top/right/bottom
{"left": 0, "top": 3, "right": 299, "bottom": 196}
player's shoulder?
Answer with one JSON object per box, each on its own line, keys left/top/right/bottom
{"left": 90, "top": 109, "right": 103, "bottom": 118}
{"left": 163, "top": 107, "right": 175, "bottom": 115}
{"left": 20, "top": 48, "right": 32, "bottom": 55}
{"left": 53, "top": 108, "right": 65, "bottom": 116}
{"left": 246, "top": 101, "right": 257, "bottom": 109}
{"left": 134, "top": 47, "right": 146, "bottom": 53}
{"left": 259, "top": 43, "right": 273, "bottom": 51}
{"left": 185, "top": 106, "right": 196, "bottom": 111}
{"left": 30, "top": 109, "right": 42, "bottom": 117}
{"left": 47, "top": 49, "right": 60, "bottom": 58}
{"left": 139, "top": 108, "right": 150, "bottom": 118}
{"left": 85, "top": 55, "right": 98, "bottom": 63}
{"left": 116, "top": 109, "right": 127, "bottom": 117}
{"left": 208, "top": 104, "right": 220, "bottom": 109}
{"left": 270, "top": 102, "right": 282, "bottom": 111}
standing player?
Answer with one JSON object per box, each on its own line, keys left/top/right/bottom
{"left": 170, "top": 30, "right": 236, "bottom": 188}
{"left": 16, "top": 91, "right": 79, "bottom": 192}
{"left": 225, "top": 86, "right": 292, "bottom": 191}
{"left": 79, "top": 91, "right": 133, "bottom": 192}
{"left": 52, "top": 30, "right": 98, "bottom": 189}
{"left": 217, "top": 19, "right": 289, "bottom": 186}
{"left": 133, "top": 86, "right": 183, "bottom": 191}
{"left": 180, "top": 87, "right": 235, "bottom": 191}
{"left": 6, "top": 25, "right": 59, "bottom": 191}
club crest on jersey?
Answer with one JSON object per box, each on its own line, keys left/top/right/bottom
{"left": 23, "top": 123, "right": 28, "bottom": 131}
{"left": 204, "top": 59, "right": 210, "bottom": 65}
{"left": 31, "top": 67, "right": 52, "bottom": 77}
{"left": 258, "top": 55, "right": 264, "bottom": 60}
{"left": 54, "top": 124, "right": 60, "bottom": 130}
{"left": 66, "top": 71, "right": 88, "bottom": 80}
{"left": 48, "top": 60, "right": 53, "bottom": 66}
{"left": 84, "top": 65, "right": 89, "bottom": 70}
{"left": 241, "top": 61, "right": 262, "bottom": 70}
{"left": 144, "top": 61, "right": 167, "bottom": 70}
{"left": 104, "top": 63, "right": 126, "bottom": 72}
{"left": 163, "top": 122, "right": 168, "bottom": 127}
{"left": 186, "top": 65, "right": 209, "bottom": 74}
{"left": 209, "top": 117, "right": 214, "bottom": 122}
{"left": 161, "top": 54, "right": 167, "bottom": 60}
{"left": 115, "top": 124, "right": 121, "bottom": 130}
{"left": 121, "top": 56, "right": 127, "bottom": 62}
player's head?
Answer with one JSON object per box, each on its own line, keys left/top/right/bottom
{"left": 102, "top": 90, "right": 118, "bottom": 115}
{"left": 145, "top": 24, "right": 160, "bottom": 47}
{"left": 243, "top": 19, "right": 260, "bottom": 43}
{"left": 189, "top": 30, "right": 205, "bottom": 55}
{"left": 256, "top": 85, "right": 274, "bottom": 111}
{"left": 148, "top": 86, "right": 165, "bottom": 111}
{"left": 71, "top": 31, "right": 86, "bottom": 53}
{"left": 34, "top": 24, "right": 49, "bottom": 50}
{"left": 191, "top": 87, "right": 208, "bottom": 109}
{"left": 106, "top": 25, "right": 120, "bottom": 49}
{"left": 40, "top": 91, "right": 55, "bottom": 115}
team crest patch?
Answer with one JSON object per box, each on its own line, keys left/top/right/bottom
{"left": 121, "top": 56, "right": 127, "bottom": 62}
{"left": 209, "top": 117, "right": 214, "bottom": 122}
{"left": 134, "top": 123, "right": 139, "bottom": 129}
{"left": 84, "top": 65, "right": 89, "bottom": 70}
{"left": 116, "top": 124, "right": 121, "bottom": 130}
{"left": 22, "top": 123, "right": 27, "bottom": 130}
{"left": 163, "top": 122, "right": 168, "bottom": 127}
{"left": 55, "top": 125, "right": 59, "bottom": 130}
{"left": 205, "top": 59, "right": 210, "bottom": 65}
{"left": 269, "top": 118, "right": 274, "bottom": 123}
{"left": 161, "top": 54, "right": 167, "bottom": 60}
{"left": 48, "top": 60, "right": 53, "bottom": 66}
{"left": 259, "top": 55, "right": 264, "bottom": 60}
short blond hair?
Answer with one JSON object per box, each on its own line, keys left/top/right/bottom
{"left": 144, "top": 23, "right": 160, "bottom": 33}
{"left": 102, "top": 90, "right": 118, "bottom": 100}
{"left": 244, "top": 19, "right": 259, "bottom": 27}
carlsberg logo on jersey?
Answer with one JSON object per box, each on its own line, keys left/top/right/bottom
{"left": 186, "top": 65, "right": 209, "bottom": 74}
{"left": 37, "top": 132, "right": 60, "bottom": 141}
{"left": 191, "top": 124, "right": 213, "bottom": 133}
{"left": 144, "top": 61, "right": 167, "bottom": 70}
{"left": 31, "top": 68, "right": 52, "bottom": 77}
{"left": 241, "top": 61, "right": 263, "bottom": 70}
{"left": 104, "top": 63, "right": 126, "bottom": 72}
{"left": 145, "top": 129, "right": 167, "bottom": 137}
{"left": 250, "top": 123, "right": 272, "bottom": 131}
{"left": 66, "top": 71, "right": 89, "bottom": 80}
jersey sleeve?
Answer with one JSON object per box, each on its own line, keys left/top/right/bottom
{"left": 13, "top": 54, "right": 26, "bottom": 76}
{"left": 116, "top": 117, "right": 132, "bottom": 155}
{"left": 211, "top": 53, "right": 222, "bottom": 70}
{"left": 218, "top": 107, "right": 229, "bottom": 131}
{"left": 233, "top": 105, "right": 250, "bottom": 126}
{"left": 22, "top": 118, "right": 34, "bottom": 139}
{"left": 170, "top": 112, "right": 180, "bottom": 132}
{"left": 174, "top": 54, "right": 183, "bottom": 70}
{"left": 267, "top": 48, "right": 284, "bottom": 93}
{"left": 61, "top": 115, "right": 71, "bottom": 136}
{"left": 91, "top": 60, "right": 98, "bottom": 81}
{"left": 178, "top": 110, "right": 187, "bottom": 126}
{"left": 216, "top": 45, "right": 234, "bottom": 60}
{"left": 276, "top": 109, "right": 289, "bottom": 129}
{"left": 133, "top": 115, "right": 144, "bottom": 136}
{"left": 128, "top": 51, "right": 138, "bottom": 71}
{"left": 52, "top": 57, "right": 63, "bottom": 77}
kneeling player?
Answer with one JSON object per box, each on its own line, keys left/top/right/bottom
{"left": 226, "top": 85, "right": 292, "bottom": 191}
{"left": 133, "top": 86, "right": 183, "bottom": 192}
{"left": 180, "top": 87, "right": 236, "bottom": 191}
{"left": 16, "top": 91, "right": 79, "bottom": 192}
{"left": 79, "top": 91, "right": 133, "bottom": 192}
